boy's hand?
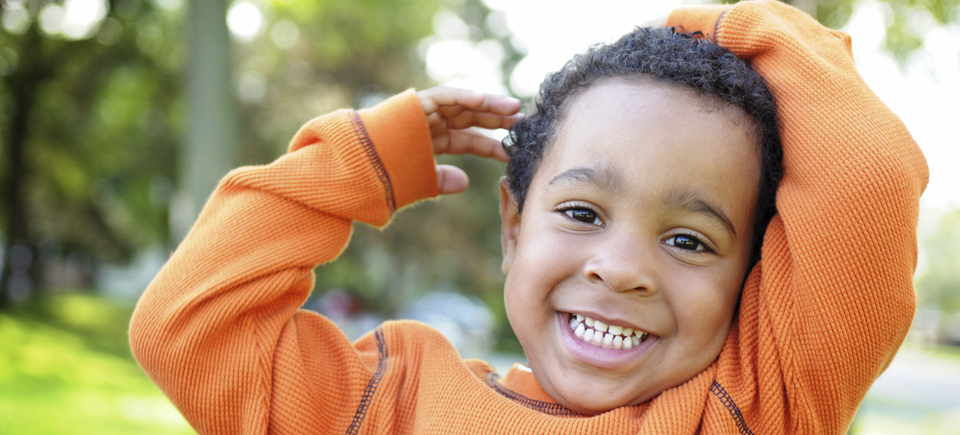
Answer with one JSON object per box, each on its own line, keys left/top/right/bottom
{"left": 417, "top": 87, "right": 522, "bottom": 194}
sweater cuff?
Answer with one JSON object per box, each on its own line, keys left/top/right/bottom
{"left": 357, "top": 90, "right": 439, "bottom": 210}
{"left": 666, "top": 4, "right": 731, "bottom": 43}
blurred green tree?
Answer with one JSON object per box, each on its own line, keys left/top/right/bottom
{"left": 0, "top": 0, "right": 184, "bottom": 308}
{"left": 172, "top": 0, "right": 447, "bottom": 240}
{"left": 0, "top": 0, "right": 445, "bottom": 308}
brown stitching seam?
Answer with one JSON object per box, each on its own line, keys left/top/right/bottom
{"left": 710, "top": 381, "right": 756, "bottom": 435}
{"left": 484, "top": 372, "right": 582, "bottom": 417}
{"left": 345, "top": 329, "right": 388, "bottom": 435}
{"left": 348, "top": 111, "right": 396, "bottom": 212}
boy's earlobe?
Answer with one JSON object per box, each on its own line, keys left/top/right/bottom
{"left": 499, "top": 177, "right": 521, "bottom": 275}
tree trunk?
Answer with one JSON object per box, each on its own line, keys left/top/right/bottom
{"left": 170, "top": 0, "right": 240, "bottom": 244}
{"left": 1, "top": 27, "right": 46, "bottom": 308}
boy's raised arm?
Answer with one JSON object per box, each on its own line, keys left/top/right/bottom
{"left": 668, "top": 1, "right": 928, "bottom": 433}
{"left": 129, "top": 89, "right": 518, "bottom": 434}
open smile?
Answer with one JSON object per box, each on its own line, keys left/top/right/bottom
{"left": 557, "top": 312, "right": 658, "bottom": 369}
{"left": 567, "top": 313, "right": 650, "bottom": 350}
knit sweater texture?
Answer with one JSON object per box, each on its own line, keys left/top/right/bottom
{"left": 130, "top": 1, "right": 929, "bottom": 433}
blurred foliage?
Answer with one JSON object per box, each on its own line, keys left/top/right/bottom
{"left": 715, "top": 0, "right": 960, "bottom": 62}
{"left": 0, "top": 292, "right": 195, "bottom": 433}
{"left": 0, "top": 0, "right": 184, "bottom": 307}
{"left": 0, "top": 0, "right": 523, "bottom": 349}
{"left": 4, "top": 0, "right": 183, "bottom": 252}
{"left": 229, "top": 0, "right": 443, "bottom": 164}
{"left": 0, "top": 0, "right": 445, "bottom": 305}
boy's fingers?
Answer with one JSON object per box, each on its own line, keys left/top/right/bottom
{"left": 420, "top": 87, "right": 519, "bottom": 163}
{"left": 419, "top": 87, "right": 483, "bottom": 114}
{"left": 436, "top": 165, "right": 469, "bottom": 194}
{"left": 437, "top": 129, "right": 510, "bottom": 162}
{"left": 425, "top": 112, "right": 449, "bottom": 137}
{"left": 444, "top": 111, "right": 516, "bottom": 131}
{"left": 419, "top": 86, "right": 521, "bottom": 117}
{"left": 428, "top": 111, "right": 521, "bottom": 134}
{"left": 487, "top": 96, "right": 522, "bottom": 116}
{"left": 504, "top": 112, "right": 524, "bottom": 128}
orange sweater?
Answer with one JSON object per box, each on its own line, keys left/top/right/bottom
{"left": 130, "top": 1, "right": 929, "bottom": 433}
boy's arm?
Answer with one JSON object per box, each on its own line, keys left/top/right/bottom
{"left": 129, "top": 92, "right": 437, "bottom": 434}
{"left": 129, "top": 89, "right": 517, "bottom": 434}
{"left": 668, "top": 1, "right": 928, "bottom": 432}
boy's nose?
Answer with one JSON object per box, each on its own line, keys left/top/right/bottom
{"left": 582, "top": 235, "right": 657, "bottom": 295}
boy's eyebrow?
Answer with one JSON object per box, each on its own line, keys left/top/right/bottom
{"left": 547, "top": 164, "right": 625, "bottom": 195}
{"left": 662, "top": 187, "right": 737, "bottom": 239}
{"left": 547, "top": 168, "right": 737, "bottom": 239}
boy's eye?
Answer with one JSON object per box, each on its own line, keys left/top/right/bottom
{"left": 564, "top": 208, "right": 601, "bottom": 225}
{"left": 665, "top": 234, "right": 707, "bottom": 251}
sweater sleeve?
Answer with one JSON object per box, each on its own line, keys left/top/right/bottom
{"left": 669, "top": 1, "right": 928, "bottom": 433}
{"left": 129, "top": 91, "right": 438, "bottom": 434}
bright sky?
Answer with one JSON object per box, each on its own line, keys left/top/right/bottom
{"left": 424, "top": 0, "right": 960, "bottom": 213}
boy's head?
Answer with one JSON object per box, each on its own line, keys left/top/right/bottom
{"left": 498, "top": 27, "right": 782, "bottom": 414}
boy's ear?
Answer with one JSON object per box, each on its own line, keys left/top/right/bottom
{"left": 499, "top": 177, "right": 521, "bottom": 275}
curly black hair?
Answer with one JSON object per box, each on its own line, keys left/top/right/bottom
{"left": 503, "top": 26, "right": 783, "bottom": 264}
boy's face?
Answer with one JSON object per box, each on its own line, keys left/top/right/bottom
{"left": 499, "top": 79, "right": 761, "bottom": 415}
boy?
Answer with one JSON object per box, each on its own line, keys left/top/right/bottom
{"left": 130, "top": 1, "right": 928, "bottom": 433}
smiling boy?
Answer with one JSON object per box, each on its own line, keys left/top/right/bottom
{"left": 131, "top": 1, "right": 928, "bottom": 433}
{"left": 500, "top": 79, "right": 762, "bottom": 413}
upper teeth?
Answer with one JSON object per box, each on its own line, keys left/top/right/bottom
{"left": 568, "top": 313, "right": 648, "bottom": 350}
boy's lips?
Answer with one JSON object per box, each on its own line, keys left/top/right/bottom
{"left": 556, "top": 312, "right": 658, "bottom": 370}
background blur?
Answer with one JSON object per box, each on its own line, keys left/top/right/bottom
{"left": 0, "top": 0, "right": 958, "bottom": 433}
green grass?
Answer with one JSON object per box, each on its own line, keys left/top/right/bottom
{"left": 0, "top": 293, "right": 195, "bottom": 435}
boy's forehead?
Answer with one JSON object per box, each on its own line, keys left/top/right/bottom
{"left": 557, "top": 78, "right": 695, "bottom": 118}
{"left": 553, "top": 78, "right": 755, "bottom": 148}
{"left": 546, "top": 81, "right": 755, "bottom": 168}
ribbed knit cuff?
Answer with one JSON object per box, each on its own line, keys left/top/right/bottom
{"left": 666, "top": 4, "right": 731, "bottom": 43}
{"left": 357, "top": 90, "right": 439, "bottom": 210}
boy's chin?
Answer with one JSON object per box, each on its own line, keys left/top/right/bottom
{"left": 534, "top": 366, "right": 657, "bottom": 415}
{"left": 550, "top": 385, "right": 651, "bottom": 416}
